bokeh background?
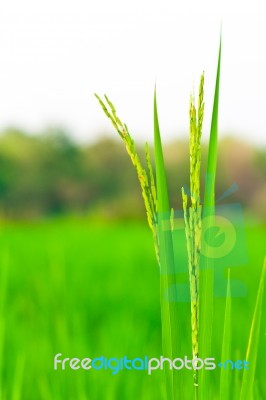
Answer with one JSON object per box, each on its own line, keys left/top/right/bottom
{"left": 0, "top": 128, "right": 265, "bottom": 220}
{"left": 0, "top": 0, "right": 265, "bottom": 399}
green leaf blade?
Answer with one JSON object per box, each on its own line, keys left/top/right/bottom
{"left": 154, "top": 88, "right": 169, "bottom": 213}
{"left": 219, "top": 269, "right": 232, "bottom": 400}
{"left": 240, "top": 257, "right": 266, "bottom": 400}
{"left": 204, "top": 37, "right": 221, "bottom": 209}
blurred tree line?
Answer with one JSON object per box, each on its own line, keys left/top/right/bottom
{"left": 0, "top": 127, "right": 265, "bottom": 220}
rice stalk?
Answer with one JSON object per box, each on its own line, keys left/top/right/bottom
{"left": 96, "top": 92, "right": 182, "bottom": 399}
{"left": 182, "top": 74, "right": 204, "bottom": 395}
{"left": 94, "top": 94, "right": 159, "bottom": 262}
{"left": 198, "top": 37, "right": 221, "bottom": 400}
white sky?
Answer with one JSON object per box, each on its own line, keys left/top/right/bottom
{"left": 0, "top": 0, "right": 265, "bottom": 145}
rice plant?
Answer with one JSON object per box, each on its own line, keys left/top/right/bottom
{"left": 96, "top": 39, "right": 266, "bottom": 399}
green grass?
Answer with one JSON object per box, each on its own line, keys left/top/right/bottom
{"left": 0, "top": 219, "right": 265, "bottom": 399}
{"left": 0, "top": 220, "right": 162, "bottom": 399}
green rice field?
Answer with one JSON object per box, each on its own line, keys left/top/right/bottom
{"left": 0, "top": 219, "right": 265, "bottom": 399}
